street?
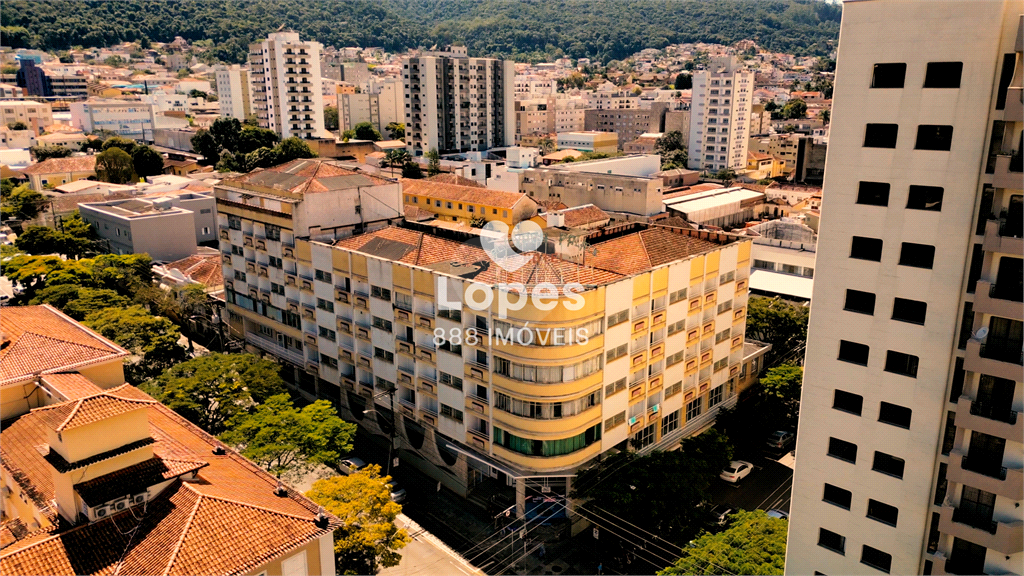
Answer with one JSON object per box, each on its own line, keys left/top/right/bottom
{"left": 381, "top": 515, "right": 485, "bottom": 576}
{"left": 709, "top": 450, "right": 795, "bottom": 515}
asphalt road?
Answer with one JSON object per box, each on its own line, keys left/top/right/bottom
{"left": 709, "top": 451, "right": 794, "bottom": 515}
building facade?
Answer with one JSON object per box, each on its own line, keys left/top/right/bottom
{"left": 688, "top": 56, "right": 754, "bottom": 172}
{"left": 556, "top": 131, "right": 618, "bottom": 154}
{"left": 214, "top": 64, "right": 251, "bottom": 120}
{"left": 248, "top": 32, "right": 326, "bottom": 139}
{"left": 403, "top": 47, "right": 515, "bottom": 155}
{"left": 0, "top": 100, "right": 53, "bottom": 131}
{"left": 520, "top": 155, "right": 666, "bottom": 216}
{"left": 70, "top": 99, "right": 157, "bottom": 139}
{"left": 584, "top": 103, "right": 669, "bottom": 150}
{"left": 80, "top": 196, "right": 203, "bottom": 261}
{"left": 786, "top": 3, "right": 1023, "bottom": 576}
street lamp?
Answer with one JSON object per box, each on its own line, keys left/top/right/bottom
{"left": 363, "top": 403, "right": 398, "bottom": 477}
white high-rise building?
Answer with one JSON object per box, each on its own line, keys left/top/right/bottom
{"left": 687, "top": 56, "right": 753, "bottom": 172}
{"left": 786, "top": 2, "right": 1023, "bottom": 576}
{"left": 248, "top": 32, "right": 325, "bottom": 139}
{"left": 214, "top": 64, "right": 251, "bottom": 121}
{"left": 403, "top": 46, "right": 515, "bottom": 155}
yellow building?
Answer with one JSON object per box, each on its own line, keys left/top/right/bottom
{"left": 0, "top": 305, "right": 340, "bottom": 574}
{"left": 400, "top": 178, "right": 539, "bottom": 226}
{"left": 20, "top": 155, "right": 97, "bottom": 191}
{"left": 217, "top": 165, "right": 768, "bottom": 515}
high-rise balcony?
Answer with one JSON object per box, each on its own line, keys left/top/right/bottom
{"left": 955, "top": 395, "right": 1022, "bottom": 442}
{"left": 947, "top": 449, "right": 1023, "bottom": 499}
{"left": 965, "top": 339, "right": 1022, "bottom": 382}
{"left": 992, "top": 153, "right": 1023, "bottom": 190}
{"left": 1004, "top": 86, "right": 1023, "bottom": 123}
{"left": 939, "top": 504, "right": 1024, "bottom": 555}
{"left": 983, "top": 218, "right": 1023, "bottom": 255}
{"left": 973, "top": 280, "right": 1024, "bottom": 321}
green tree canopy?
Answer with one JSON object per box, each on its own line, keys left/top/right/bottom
{"left": 659, "top": 510, "right": 787, "bottom": 576}
{"left": 145, "top": 353, "right": 286, "bottom": 434}
{"left": 759, "top": 364, "right": 803, "bottom": 424}
{"left": 674, "top": 73, "right": 692, "bottom": 90}
{"left": 236, "top": 125, "right": 280, "bottom": 154}
{"left": 210, "top": 116, "right": 242, "bottom": 151}
{"left": 764, "top": 100, "right": 778, "bottom": 112}
{"left": 324, "top": 106, "right": 339, "bottom": 131}
{"left": 781, "top": 98, "right": 807, "bottom": 119}
{"left": 385, "top": 122, "right": 405, "bottom": 140}
{"left": 220, "top": 394, "right": 357, "bottom": 476}
{"left": 62, "top": 288, "right": 131, "bottom": 320}
{"left": 307, "top": 466, "right": 410, "bottom": 574}
{"left": 275, "top": 137, "right": 317, "bottom": 164}
{"left": 820, "top": 109, "right": 830, "bottom": 124}
{"left": 30, "top": 144, "right": 72, "bottom": 161}
{"left": 401, "top": 161, "right": 423, "bottom": 179}
{"left": 100, "top": 136, "right": 138, "bottom": 155}
{"left": 536, "top": 136, "right": 555, "bottom": 155}
{"left": 2, "top": 183, "right": 45, "bottom": 220}
{"left": 84, "top": 305, "right": 187, "bottom": 382}
{"left": 190, "top": 129, "right": 220, "bottom": 165}
{"left": 96, "top": 146, "right": 135, "bottom": 184}
{"left": 425, "top": 148, "right": 441, "bottom": 176}
{"left": 353, "top": 121, "right": 382, "bottom": 142}
{"left": 131, "top": 145, "right": 165, "bottom": 178}
{"left": 746, "top": 296, "right": 809, "bottom": 363}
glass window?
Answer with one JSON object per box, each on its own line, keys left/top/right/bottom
{"left": 870, "top": 63, "right": 906, "bottom": 88}
{"left": 844, "top": 289, "right": 876, "bottom": 315}
{"left": 872, "top": 451, "right": 906, "bottom": 479}
{"left": 832, "top": 390, "right": 863, "bottom": 415}
{"left": 838, "top": 340, "right": 870, "bottom": 366}
{"left": 856, "top": 181, "right": 890, "bottom": 206}
{"left": 818, "top": 528, "right": 846, "bottom": 555}
{"left": 864, "top": 123, "right": 899, "bottom": 148}
{"left": 827, "top": 437, "right": 857, "bottom": 463}
{"left": 884, "top": 351, "right": 919, "bottom": 378}
{"left": 823, "top": 483, "right": 852, "bottom": 509}
{"left": 923, "top": 62, "right": 963, "bottom": 89}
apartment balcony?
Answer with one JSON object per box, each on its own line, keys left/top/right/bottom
{"left": 965, "top": 339, "right": 1022, "bottom": 382}
{"left": 983, "top": 217, "right": 1024, "bottom": 256}
{"left": 938, "top": 504, "right": 1024, "bottom": 555}
{"left": 956, "top": 395, "right": 1023, "bottom": 441}
{"left": 1003, "top": 86, "right": 1023, "bottom": 123}
{"left": 992, "top": 154, "right": 1023, "bottom": 191}
{"left": 947, "top": 450, "right": 1024, "bottom": 499}
{"left": 974, "top": 280, "right": 1024, "bottom": 321}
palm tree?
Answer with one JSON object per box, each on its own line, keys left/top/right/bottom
{"left": 385, "top": 149, "right": 410, "bottom": 177}
{"left": 537, "top": 136, "right": 556, "bottom": 155}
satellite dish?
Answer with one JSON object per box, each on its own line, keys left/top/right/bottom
{"left": 973, "top": 327, "right": 989, "bottom": 341}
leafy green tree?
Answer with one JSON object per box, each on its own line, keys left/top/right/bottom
{"left": 100, "top": 136, "right": 138, "bottom": 155}
{"left": 275, "top": 137, "right": 317, "bottom": 164}
{"left": 536, "top": 136, "right": 555, "bottom": 155}
{"left": 341, "top": 129, "right": 356, "bottom": 142}
{"left": 659, "top": 510, "right": 787, "bottom": 576}
{"left": 187, "top": 88, "right": 208, "bottom": 99}
{"left": 59, "top": 212, "right": 101, "bottom": 258}
{"left": 307, "top": 466, "right": 410, "bottom": 574}
{"left": 713, "top": 167, "right": 737, "bottom": 180}
{"left": 210, "top": 116, "right": 242, "bottom": 151}
{"left": 674, "top": 73, "right": 692, "bottom": 90}
{"left": 29, "top": 144, "right": 72, "bottom": 161}
{"left": 660, "top": 149, "right": 688, "bottom": 170}
{"left": 746, "top": 296, "right": 809, "bottom": 363}
{"left": 782, "top": 124, "right": 798, "bottom": 133}
{"left": 96, "top": 147, "right": 135, "bottom": 184}
{"left": 237, "top": 125, "right": 280, "bottom": 154}
{"left": 146, "top": 353, "right": 286, "bottom": 434}
{"left": 759, "top": 364, "right": 803, "bottom": 423}
{"left": 84, "top": 305, "right": 187, "bottom": 383}
{"left": 14, "top": 226, "right": 61, "bottom": 254}
{"left": 385, "top": 122, "right": 405, "bottom": 140}
{"left": 131, "top": 145, "right": 165, "bottom": 178}
{"left": 220, "top": 394, "right": 357, "bottom": 476}
{"left": 4, "top": 254, "right": 63, "bottom": 299}
{"left": 353, "top": 121, "right": 382, "bottom": 142}
{"left": 781, "top": 98, "right": 807, "bottom": 119}
{"left": 63, "top": 288, "right": 131, "bottom": 320}
{"left": 8, "top": 121, "right": 28, "bottom": 130}
{"left": 384, "top": 149, "right": 410, "bottom": 176}
{"left": 215, "top": 150, "right": 241, "bottom": 172}
{"left": 243, "top": 146, "right": 279, "bottom": 172}
{"left": 324, "top": 106, "right": 339, "bottom": 131}
{"left": 103, "top": 55, "right": 126, "bottom": 68}
{"left": 820, "top": 109, "right": 830, "bottom": 124}
{"left": 190, "top": 129, "right": 220, "bottom": 165}
{"left": 401, "top": 161, "right": 423, "bottom": 179}
{"left": 1, "top": 177, "right": 14, "bottom": 196}
{"left": 80, "top": 138, "right": 104, "bottom": 152}
{"left": 425, "top": 148, "right": 441, "bottom": 176}
{"left": 763, "top": 101, "right": 778, "bottom": 113}
{"left": 2, "top": 183, "right": 44, "bottom": 220}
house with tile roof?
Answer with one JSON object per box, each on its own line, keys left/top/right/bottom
{"left": 0, "top": 306, "right": 340, "bottom": 575}
{"left": 400, "top": 178, "right": 539, "bottom": 227}
{"left": 20, "top": 155, "right": 96, "bottom": 191}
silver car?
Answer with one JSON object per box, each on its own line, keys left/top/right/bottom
{"left": 387, "top": 481, "right": 407, "bottom": 503}
{"left": 338, "top": 457, "right": 367, "bottom": 475}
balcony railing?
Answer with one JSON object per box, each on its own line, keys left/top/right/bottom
{"left": 970, "top": 401, "right": 1019, "bottom": 425}
{"left": 945, "top": 558, "right": 987, "bottom": 576}
{"left": 951, "top": 506, "right": 998, "bottom": 534}
{"left": 962, "top": 454, "right": 1008, "bottom": 480}
{"left": 990, "top": 281, "right": 1024, "bottom": 302}
{"left": 980, "top": 341, "right": 1024, "bottom": 365}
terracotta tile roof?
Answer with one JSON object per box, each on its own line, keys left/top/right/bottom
{"left": 557, "top": 204, "right": 610, "bottom": 228}
{"left": 0, "top": 306, "right": 129, "bottom": 387}
{"left": 401, "top": 179, "right": 530, "bottom": 210}
{"left": 747, "top": 151, "right": 772, "bottom": 161}
{"left": 74, "top": 456, "right": 207, "bottom": 507}
{"left": 662, "top": 183, "right": 724, "bottom": 200}
{"left": 0, "top": 519, "right": 28, "bottom": 549}
{"left": 585, "top": 228, "right": 723, "bottom": 275}
{"left": 39, "top": 373, "right": 103, "bottom": 401}
{"left": 164, "top": 253, "right": 223, "bottom": 287}
{"left": 0, "top": 386, "right": 341, "bottom": 575}
{"left": 423, "top": 173, "right": 483, "bottom": 187}
{"left": 537, "top": 200, "right": 569, "bottom": 211}
{"left": 33, "top": 390, "right": 156, "bottom": 432}
{"left": 403, "top": 205, "right": 437, "bottom": 222}
{"left": 21, "top": 155, "right": 97, "bottom": 176}
{"left": 225, "top": 158, "right": 392, "bottom": 195}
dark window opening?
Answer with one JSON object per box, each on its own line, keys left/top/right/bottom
{"left": 884, "top": 351, "right": 919, "bottom": 378}
{"left": 827, "top": 437, "right": 858, "bottom": 464}
{"left": 871, "top": 63, "right": 907, "bottom": 88}
{"left": 898, "top": 243, "right": 935, "bottom": 269}
{"left": 844, "top": 289, "right": 876, "bottom": 315}
{"left": 879, "top": 402, "right": 912, "bottom": 428}
{"left": 873, "top": 451, "right": 906, "bottom": 479}
{"left": 833, "top": 389, "right": 864, "bottom": 416}
{"left": 967, "top": 244, "right": 984, "bottom": 293}
{"left": 864, "top": 123, "right": 899, "bottom": 148}
{"left": 861, "top": 546, "right": 893, "bottom": 574}
{"left": 941, "top": 411, "right": 956, "bottom": 455}
{"left": 892, "top": 298, "right": 927, "bottom": 325}
{"left": 996, "top": 54, "right": 1016, "bottom": 110}
{"left": 907, "top": 185, "right": 943, "bottom": 211}
{"left": 949, "top": 358, "right": 965, "bottom": 403}
{"left": 823, "top": 483, "right": 852, "bottom": 509}
{"left": 818, "top": 528, "right": 846, "bottom": 555}
{"left": 927, "top": 512, "right": 940, "bottom": 553}
{"left": 838, "top": 340, "right": 870, "bottom": 366}
{"left": 934, "top": 462, "right": 948, "bottom": 506}
{"left": 857, "top": 181, "right": 890, "bottom": 206}
{"left": 851, "top": 236, "right": 884, "bottom": 261}
{"left": 866, "top": 499, "right": 899, "bottom": 527}
{"left": 923, "top": 62, "right": 963, "bottom": 88}
{"left": 915, "top": 125, "right": 954, "bottom": 151}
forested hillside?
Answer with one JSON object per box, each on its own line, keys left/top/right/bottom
{"left": 1, "top": 0, "right": 840, "bottom": 63}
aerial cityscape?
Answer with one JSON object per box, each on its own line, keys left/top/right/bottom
{"left": 0, "top": 1, "right": 1020, "bottom": 575}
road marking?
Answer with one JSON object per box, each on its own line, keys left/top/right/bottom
{"left": 755, "top": 476, "right": 792, "bottom": 511}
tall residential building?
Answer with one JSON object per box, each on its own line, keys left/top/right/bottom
{"left": 403, "top": 46, "right": 515, "bottom": 155}
{"left": 214, "top": 64, "right": 251, "bottom": 120}
{"left": 584, "top": 103, "right": 669, "bottom": 149}
{"left": 248, "top": 32, "right": 326, "bottom": 139}
{"left": 786, "top": 3, "right": 1023, "bottom": 576}
{"left": 687, "top": 56, "right": 753, "bottom": 172}
{"left": 217, "top": 158, "right": 768, "bottom": 516}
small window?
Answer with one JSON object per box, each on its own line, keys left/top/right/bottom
{"left": 833, "top": 390, "right": 863, "bottom": 415}
{"left": 861, "top": 545, "right": 893, "bottom": 573}
{"left": 838, "top": 340, "right": 870, "bottom": 366}
{"left": 818, "top": 528, "right": 846, "bottom": 555}
{"left": 822, "top": 483, "right": 852, "bottom": 509}
{"left": 906, "top": 185, "right": 943, "bottom": 211}
{"left": 878, "top": 401, "right": 913, "bottom": 428}
{"left": 923, "top": 62, "right": 963, "bottom": 88}
{"left": 844, "top": 289, "right": 876, "bottom": 315}
{"left": 827, "top": 437, "right": 858, "bottom": 463}
{"left": 898, "top": 243, "right": 935, "bottom": 269}
{"left": 891, "top": 298, "right": 927, "bottom": 325}
{"left": 872, "top": 451, "right": 906, "bottom": 479}
{"left": 915, "top": 125, "right": 953, "bottom": 151}
{"left": 884, "top": 351, "right": 919, "bottom": 378}
{"left": 871, "top": 63, "right": 906, "bottom": 88}
{"left": 851, "top": 237, "right": 883, "bottom": 261}
{"left": 856, "top": 182, "right": 890, "bottom": 206}
{"left": 864, "top": 124, "right": 899, "bottom": 148}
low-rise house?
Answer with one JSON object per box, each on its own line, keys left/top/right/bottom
{"left": 401, "top": 178, "right": 539, "bottom": 226}
{"left": 79, "top": 195, "right": 206, "bottom": 261}
{"left": 53, "top": 180, "right": 136, "bottom": 195}
{"left": 20, "top": 155, "right": 96, "bottom": 191}
{"left": 34, "top": 131, "right": 88, "bottom": 149}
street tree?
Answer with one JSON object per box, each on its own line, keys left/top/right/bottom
{"left": 745, "top": 296, "right": 809, "bottom": 363}
{"left": 353, "top": 121, "right": 382, "bottom": 142}
{"left": 306, "top": 466, "right": 410, "bottom": 574}
{"left": 210, "top": 116, "right": 242, "bottom": 151}
{"left": 100, "top": 136, "right": 138, "bottom": 155}
{"left": 146, "top": 353, "right": 286, "bottom": 434}
{"left": 425, "top": 148, "right": 441, "bottom": 176}
{"left": 781, "top": 98, "right": 807, "bottom": 119}
{"left": 96, "top": 147, "right": 135, "bottom": 184}
{"left": 190, "top": 129, "right": 220, "bottom": 165}
{"left": 84, "top": 305, "right": 187, "bottom": 383}
{"left": 674, "top": 73, "right": 692, "bottom": 89}
{"left": 30, "top": 144, "right": 72, "bottom": 161}
{"left": 275, "top": 137, "right": 318, "bottom": 164}
{"left": 384, "top": 149, "right": 410, "bottom": 176}
{"left": 324, "top": 106, "right": 339, "bottom": 131}
{"left": 401, "top": 161, "right": 423, "bottom": 179}
{"left": 659, "top": 510, "right": 787, "bottom": 576}
{"left": 131, "top": 145, "right": 165, "bottom": 178}
{"left": 62, "top": 288, "right": 131, "bottom": 321}
{"left": 759, "top": 364, "right": 803, "bottom": 424}
{"left": 385, "top": 122, "right": 405, "bottom": 140}
{"left": 2, "top": 183, "right": 45, "bottom": 220}
{"left": 220, "top": 394, "right": 357, "bottom": 476}
{"left": 14, "top": 227, "right": 62, "bottom": 255}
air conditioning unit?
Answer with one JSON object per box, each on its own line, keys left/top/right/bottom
{"left": 132, "top": 493, "right": 147, "bottom": 505}
{"left": 111, "top": 498, "right": 130, "bottom": 512}
{"left": 94, "top": 505, "right": 110, "bottom": 519}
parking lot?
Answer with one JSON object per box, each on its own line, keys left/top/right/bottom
{"left": 709, "top": 450, "right": 795, "bottom": 516}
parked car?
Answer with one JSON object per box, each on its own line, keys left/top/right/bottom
{"left": 766, "top": 430, "right": 796, "bottom": 451}
{"left": 710, "top": 503, "right": 737, "bottom": 525}
{"left": 387, "top": 481, "right": 407, "bottom": 503}
{"left": 338, "top": 457, "right": 367, "bottom": 475}
{"left": 719, "top": 460, "right": 754, "bottom": 483}
{"left": 766, "top": 509, "right": 789, "bottom": 519}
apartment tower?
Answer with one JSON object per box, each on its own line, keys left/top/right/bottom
{"left": 787, "top": 2, "right": 1023, "bottom": 576}
{"left": 403, "top": 46, "right": 515, "bottom": 155}
{"left": 248, "top": 32, "right": 326, "bottom": 139}
{"left": 214, "top": 64, "right": 251, "bottom": 121}
{"left": 687, "top": 56, "right": 753, "bottom": 173}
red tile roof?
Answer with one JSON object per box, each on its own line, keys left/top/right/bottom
{"left": 557, "top": 204, "right": 610, "bottom": 228}
{"left": 39, "top": 374, "right": 103, "bottom": 401}
{"left": 33, "top": 390, "right": 156, "bottom": 432}
{"left": 423, "top": 173, "right": 483, "bottom": 187}
{"left": 225, "top": 158, "right": 392, "bottom": 195}
{"left": 164, "top": 253, "right": 223, "bottom": 287}
{"left": 0, "top": 306, "right": 129, "bottom": 387}
{"left": 21, "top": 155, "right": 97, "bottom": 176}
{"left": 401, "top": 179, "right": 530, "bottom": 210}
{"left": 584, "top": 228, "right": 724, "bottom": 275}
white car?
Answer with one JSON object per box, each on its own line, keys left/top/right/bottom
{"left": 719, "top": 460, "right": 754, "bottom": 483}
{"left": 387, "top": 481, "right": 407, "bottom": 503}
{"left": 338, "top": 457, "right": 367, "bottom": 475}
